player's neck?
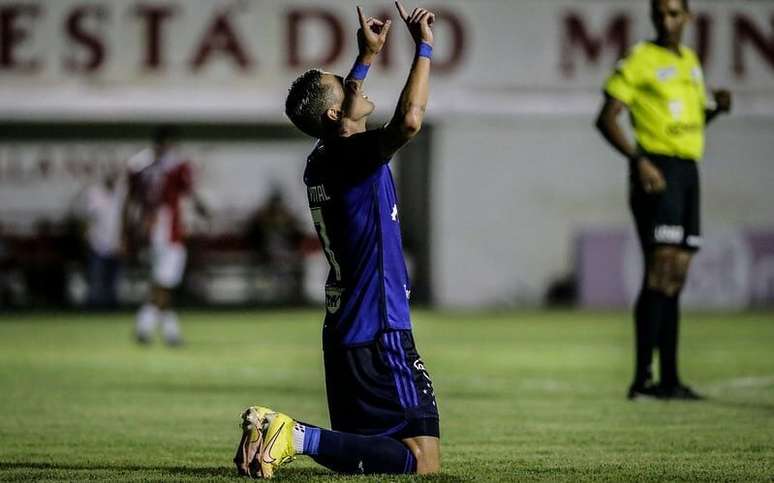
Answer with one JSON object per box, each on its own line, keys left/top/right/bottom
{"left": 336, "top": 121, "right": 367, "bottom": 138}
{"left": 653, "top": 37, "right": 682, "bottom": 55}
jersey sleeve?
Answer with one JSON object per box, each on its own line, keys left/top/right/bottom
{"left": 604, "top": 50, "right": 641, "bottom": 105}
{"left": 689, "top": 51, "right": 709, "bottom": 110}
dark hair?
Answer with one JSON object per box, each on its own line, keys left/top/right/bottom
{"left": 153, "top": 125, "right": 179, "bottom": 145}
{"left": 285, "top": 69, "right": 338, "bottom": 138}
{"left": 651, "top": 0, "right": 689, "bottom": 11}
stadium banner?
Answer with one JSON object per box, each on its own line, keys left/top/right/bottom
{"left": 0, "top": 0, "right": 773, "bottom": 120}
{"left": 577, "top": 228, "right": 774, "bottom": 309}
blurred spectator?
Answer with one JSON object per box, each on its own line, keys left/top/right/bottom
{"left": 246, "top": 190, "right": 306, "bottom": 303}
{"left": 77, "top": 170, "right": 126, "bottom": 308}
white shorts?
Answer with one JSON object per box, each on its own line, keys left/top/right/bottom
{"left": 151, "top": 243, "right": 187, "bottom": 288}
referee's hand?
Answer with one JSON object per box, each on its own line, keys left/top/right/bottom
{"left": 637, "top": 157, "right": 666, "bottom": 193}
{"left": 713, "top": 89, "right": 732, "bottom": 114}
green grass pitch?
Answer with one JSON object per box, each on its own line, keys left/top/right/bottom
{"left": 0, "top": 309, "right": 772, "bottom": 481}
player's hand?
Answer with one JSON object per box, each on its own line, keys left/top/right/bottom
{"left": 713, "top": 89, "right": 732, "bottom": 114}
{"left": 395, "top": 2, "right": 435, "bottom": 46}
{"left": 637, "top": 157, "right": 666, "bottom": 194}
{"left": 356, "top": 6, "right": 391, "bottom": 57}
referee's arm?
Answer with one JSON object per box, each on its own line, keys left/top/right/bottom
{"left": 595, "top": 95, "right": 638, "bottom": 161}
{"left": 595, "top": 94, "right": 666, "bottom": 194}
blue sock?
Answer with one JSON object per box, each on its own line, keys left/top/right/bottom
{"left": 294, "top": 423, "right": 321, "bottom": 454}
{"left": 296, "top": 424, "right": 415, "bottom": 474}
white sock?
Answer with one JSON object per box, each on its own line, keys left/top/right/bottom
{"left": 136, "top": 303, "right": 159, "bottom": 337}
{"left": 161, "top": 310, "right": 182, "bottom": 342}
{"left": 292, "top": 422, "right": 306, "bottom": 454}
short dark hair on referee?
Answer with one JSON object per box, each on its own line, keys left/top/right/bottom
{"left": 651, "top": 0, "right": 689, "bottom": 11}
{"left": 285, "top": 69, "right": 337, "bottom": 138}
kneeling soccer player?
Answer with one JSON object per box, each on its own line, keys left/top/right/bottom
{"left": 234, "top": 2, "right": 440, "bottom": 478}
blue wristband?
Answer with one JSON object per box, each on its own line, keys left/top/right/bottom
{"left": 348, "top": 62, "right": 370, "bottom": 81}
{"left": 417, "top": 42, "right": 433, "bottom": 59}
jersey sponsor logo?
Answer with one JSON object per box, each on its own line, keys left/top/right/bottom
{"left": 668, "top": 100, "right": 684, "bottom": 120}
{"left": 308, "top": 184, "right": 331, "bottom": 204}
{"left": 654, "top": 225, "right": 684, "bottom": 244}
{"left": 666, "top": 122, "right": 702, "bottom": 135}
{"left": 325, "top": 286, "right": 344, "bottom": 314}
{"left": 656, "top": 65, "right": 677, "bottom": 81}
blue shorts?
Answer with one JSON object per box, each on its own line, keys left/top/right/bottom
{"left": 322, "top": 329, "right": 440, "bottom": 439}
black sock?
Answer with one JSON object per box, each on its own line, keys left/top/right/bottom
{"left": 633, "top": 287, "right": 668, "bottom": 386}
{"left": 306, "top": 428, "right": 415, "bottom": 474}
{"left": 659, "top": 294, "right": 681, "bottom": 388}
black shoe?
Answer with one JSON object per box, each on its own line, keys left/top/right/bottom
{"left": 661, "top": 384, "right": 705, "bottom": 401}
{"left": 627, "top": 381, "right": 663, "bottom": 400}
{"left": 135, "top": 332, "right": 152, "bottom": 345}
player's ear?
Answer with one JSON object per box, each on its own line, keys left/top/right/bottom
{"left": 326, "top": 108, "right": 341, "bottom": 122}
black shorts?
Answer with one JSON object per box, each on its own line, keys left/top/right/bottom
{"left": 630, "top": 152, "right": 701, "bottom": 252}
{"left": 322, "top": 329, "right": 439, "bottom": 439}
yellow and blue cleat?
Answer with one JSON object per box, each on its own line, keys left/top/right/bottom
{"left": 257, "top": 411, "right": 297, "bottom": 479}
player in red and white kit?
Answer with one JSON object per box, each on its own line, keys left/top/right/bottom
{"left": 125, "top": 127, "right": 209, "bottom": 345}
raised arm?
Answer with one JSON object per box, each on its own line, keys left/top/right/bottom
{"left": 339, "top": 6, "right": 392, "bottom": 135}
{"left": 377, "top": 1, "right": 434, "bottom": 159}
{"left": 595, "top": 94, "right": 665, "bottom": 193}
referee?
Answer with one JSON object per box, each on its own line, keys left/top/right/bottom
{"left": 595, "top": 0, "right": 731, "bottom": 400}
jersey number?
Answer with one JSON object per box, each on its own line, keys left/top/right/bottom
{"left": 311, "top": 207, "right": 342, "bottom": 281}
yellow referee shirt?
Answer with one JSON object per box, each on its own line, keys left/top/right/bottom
{"left": 605, "top": 41, "right": 708, "bottom": 161}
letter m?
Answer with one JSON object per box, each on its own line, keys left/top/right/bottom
{"left": 560, "top": 12, "right": 630, "bottom": 77}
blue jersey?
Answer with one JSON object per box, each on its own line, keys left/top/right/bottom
{"left": 304, "top": 128, "right": 412, "bottom": 347}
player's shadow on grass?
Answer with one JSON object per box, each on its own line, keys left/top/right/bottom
{"left": 0, "top": 462, "right": 466, "bottom": 481}
{"left": 267, "top": 467, "right": 467, "bottom": 481}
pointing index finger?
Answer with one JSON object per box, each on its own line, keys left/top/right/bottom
{"left": 357, "top": 6, "right": 368, "bottom": 29}
{"left": 395, "top": 1, "right": 409, "bottom": 21}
